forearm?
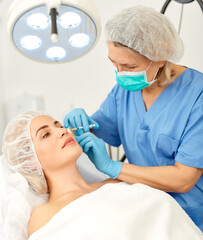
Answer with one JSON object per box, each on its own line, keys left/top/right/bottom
{"left": 117, "top": 162, "right": 201, "bottom": 193}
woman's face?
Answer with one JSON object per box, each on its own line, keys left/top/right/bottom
{"left": 107, "top": 41, "right": 165, "bottom": 82}
{"left": 30, "top": 115, "right": 83, "bottom": 171}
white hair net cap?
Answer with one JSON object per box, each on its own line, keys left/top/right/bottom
{"left": 2, "top": 111, "right": 48, "bottom": 195}
{"left": 105, "top": 6, "right": 184, "bottom": 62}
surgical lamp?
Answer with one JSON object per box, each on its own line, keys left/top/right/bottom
{"left": 7, "top": 0, "right": 101, "bottom": 63}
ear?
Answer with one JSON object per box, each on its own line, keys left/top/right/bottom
{"left": 157, "top": 60, "right": 167, "bottom": 68}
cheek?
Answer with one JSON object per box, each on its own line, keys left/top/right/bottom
{"left": 34, "top": 140, "right": 58, "bottom": 167}
{"left": 37, "top": 141, "right": 83, "bottom": 170}
{"left": 147, "top": 69, "right": 156, "bottom": 82}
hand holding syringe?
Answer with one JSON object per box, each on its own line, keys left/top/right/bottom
{"left": 63, "top": 109, "right": 99, "bottom": 136}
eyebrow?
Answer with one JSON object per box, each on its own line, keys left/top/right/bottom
{"left": 36, "top": 121, "right": 60, "bottom": 136}
{"left": 108, "top": 56, "right": 136, "bottom": 66}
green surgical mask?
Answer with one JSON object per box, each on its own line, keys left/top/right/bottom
{"left": 115, "top": 61, "right": 158, "bottom": 92}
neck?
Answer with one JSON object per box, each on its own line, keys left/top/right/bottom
{"left": 143, "top": 63, "right": 186, "bottom": 95}
{"left": 142, "top": 80, "right": 165, "bottom": 96}
{"left": 45, "top": 159, "right": 92, "bottom": 201}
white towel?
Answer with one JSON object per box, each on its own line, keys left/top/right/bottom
{"left": 28, "top": 182, "right": 202, "bottom": 240}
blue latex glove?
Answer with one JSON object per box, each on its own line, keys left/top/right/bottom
{"left": 63, "top": 108, "right": 99, "bottom": 136}
{"left": 75, "top": 132, "right": 123, "bottom": 179}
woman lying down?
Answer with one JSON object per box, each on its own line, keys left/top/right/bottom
{"left": 2, "top": 111, "right": 202, "bottom": 240}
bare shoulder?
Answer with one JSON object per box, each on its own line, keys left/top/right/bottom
{"left": 28, "top": 192, "right": 88, "bottom": 237}
{"left": 90, "top": 178, "right": 121, "bottom": 189}
{"left": 28, "top": 203, "right": 55, "bottom": 237}
{"left": 101, "top": 178, "right": 122, "bottom": 184}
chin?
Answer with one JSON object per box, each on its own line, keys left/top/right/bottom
{"left": 76, "top": 144, "right": 83, "bottom": 156}
{"left": 64, "top": 143, "right": 83, "bottom": 161}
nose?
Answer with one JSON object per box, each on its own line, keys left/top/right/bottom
{"left": 58, "top": 127, "right": 68, "bottom": 138}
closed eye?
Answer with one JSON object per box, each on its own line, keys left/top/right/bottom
{"left": 126, "top": 65, "right": 138, "bottom": 69}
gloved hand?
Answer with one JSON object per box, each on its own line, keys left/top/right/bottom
{"left": 63, "top": 108, "right": 99, "bottom": 136}
{"left": 75, "top": 132, "right": 123, "bottom": 179}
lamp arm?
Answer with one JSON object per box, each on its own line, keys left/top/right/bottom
{"left": 46, "top": 0, "right": 61, "bottom": 12}
{"left": 50, "top": 8, "right": 58, "bottom": 43}
{"left": 161, "top": 0, "right": 203, "bottom": 13}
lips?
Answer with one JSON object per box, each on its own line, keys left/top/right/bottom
{"left": 62, "top": 137, "right": 75, "bottom": 148}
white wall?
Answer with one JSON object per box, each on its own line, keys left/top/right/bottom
{"left": 0, "top": 0, "right": 203, "bottom": 152}
{"left": 0, "top": 17, "right": 6, "bottom": 151}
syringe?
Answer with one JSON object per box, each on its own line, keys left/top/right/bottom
{"left": 71, "top": 124, "right": 96, "bottom": 131}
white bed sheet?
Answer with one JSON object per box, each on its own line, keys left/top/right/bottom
{"left": 0, "top": 153, "right": 108, "bottom": 240}
{"left": 28, "top": 182, "right": 203, "bottom": 240}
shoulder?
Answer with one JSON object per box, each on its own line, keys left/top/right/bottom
{"left": 176, "top": 68, "right": 203, "bottom": 104}
{"left": 28, "top": 203, "right": 54, "bottom": 237}
{"left": 28, "top": 192, "right": 92, "bottom": 237}
{"left": 185, "top": 68, "right": 203, "bottom": 89}
{"left": 89, "top": 179, "right": 121, "bottom": 191}
{"left": 188, "top": 68, "right": 203, "bottom": 102}
{"left": 187, "top": 68, "right": 203, "bottom": 78}
{"left": 101, "top": 178, "right": 122, "bottom": 184}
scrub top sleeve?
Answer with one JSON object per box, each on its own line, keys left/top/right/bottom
{"left": 175, "top": 99, "right": 203, "bottom": 169}
{"left": 91, "top": 85, "right": 121, "bottom": 147}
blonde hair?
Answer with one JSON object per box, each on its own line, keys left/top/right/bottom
{"left": 156, "top": 61, "right": 175, "bottom": 87}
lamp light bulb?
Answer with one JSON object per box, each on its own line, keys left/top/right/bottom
{"left": 69, "top": 33, "right": 90, "bottom": 48}
{"left": 20, "top": 35, "right": 41, "bottom": 50}
{"left": 27, "top": 13, "right": 49, "bottom": 29}
{"left": 60, "top": 12, "right": 81, "bottom": 29}
{"left": 46, "top": 46, "right": 66, "bottom": 60}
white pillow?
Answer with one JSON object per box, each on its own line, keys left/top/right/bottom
{"left": 0, "top": 155, "right": 48, "bottom": 240}
{"left": 0, "top": 155, "right": 6, "bottom": 239}
{"left": 0, "top": 153, "right": 108, "bottom": 240}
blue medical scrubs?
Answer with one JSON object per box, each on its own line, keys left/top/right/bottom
{"left": 92, "top": 68, "right": 203, "bottom": 231}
